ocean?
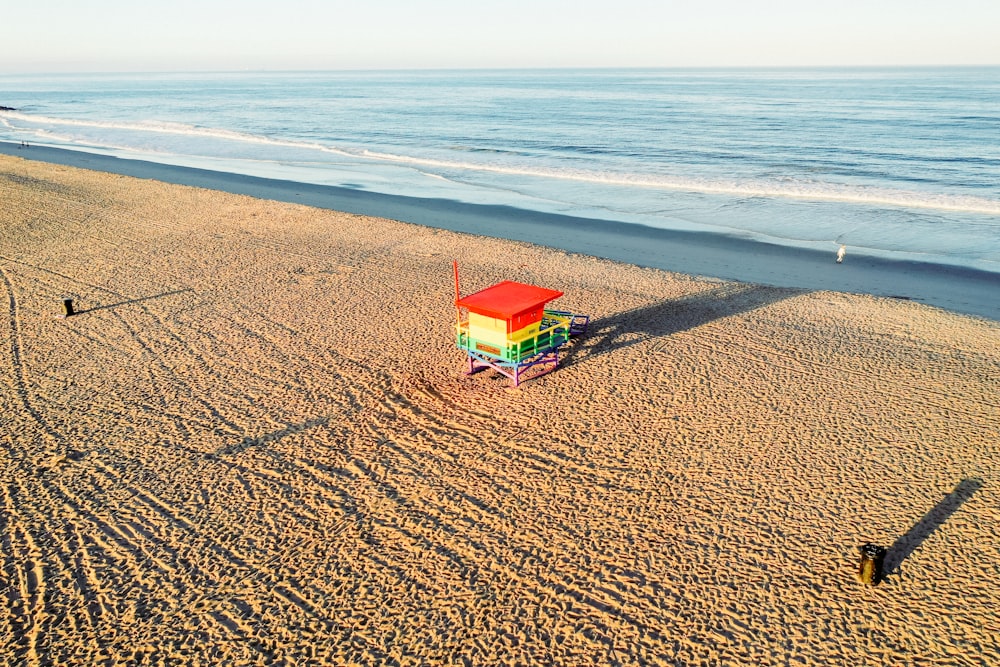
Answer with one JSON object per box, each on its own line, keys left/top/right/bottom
{"left": 2, "top": 68, "right": 999, "bottom": 273}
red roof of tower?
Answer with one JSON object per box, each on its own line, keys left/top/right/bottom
{"left": 455, "top": 280, "right": 563, "bottom": 320}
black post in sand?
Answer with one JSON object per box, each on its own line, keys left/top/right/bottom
{"left": 858, "top": 543, "right": 886, "bottom": 585}
{"left": 61, "top": 298, "right": 75, "bottom": 317}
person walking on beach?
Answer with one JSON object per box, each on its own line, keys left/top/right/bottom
{"left": 836, "top": 245, "right": 846, "bottom": 263}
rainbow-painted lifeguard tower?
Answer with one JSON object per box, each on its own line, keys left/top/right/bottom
{"left": 454, "top": 268, "right": 588, "bottom": 386}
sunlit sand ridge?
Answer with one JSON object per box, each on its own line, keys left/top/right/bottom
{"left": 2, "top": 154, "right": 998, "bottom": 666}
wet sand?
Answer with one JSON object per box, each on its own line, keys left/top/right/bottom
{"left": 2, "top": 153, "right": 999, "bottom": 665}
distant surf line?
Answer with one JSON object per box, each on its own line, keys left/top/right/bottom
{"left": 363, "top": 150, "right": 1000, "bottom": 216}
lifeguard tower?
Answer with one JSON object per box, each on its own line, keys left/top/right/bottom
{"left": 454, "top": 276, "right": 588, "bottom": 386}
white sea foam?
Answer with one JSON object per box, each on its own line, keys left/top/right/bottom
{"left": 363, "top": 149, "right": 1000, "bottom": 216}
{"left": 0, "top": 111, "right": 358, "bottom": 159}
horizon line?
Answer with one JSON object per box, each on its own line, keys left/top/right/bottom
{"left": 3, "top": 63, "right": 1000, "bottom": 77}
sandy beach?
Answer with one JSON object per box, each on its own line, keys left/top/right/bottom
{"left": 2, "top": 152, "right": 999, "bottom": 665}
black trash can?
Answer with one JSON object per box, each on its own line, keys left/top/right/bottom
{"left": 858, "top": 543, "right": 886, "bottom": 585}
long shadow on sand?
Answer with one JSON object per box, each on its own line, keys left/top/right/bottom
{"left": 882, "top": 478, "right": 983, "bottom": 578}
{"left": 566, "top": 283, "right": 807, "bottom": 363}
{"left": 214, "top": 417, "right": 331, "bottom": 457}
{"left": 74, "top": 288, "right": 193, "bottom": 315}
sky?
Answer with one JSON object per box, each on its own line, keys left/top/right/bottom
{"left": 2, "top": 0, "right": 998, "bottom": 73}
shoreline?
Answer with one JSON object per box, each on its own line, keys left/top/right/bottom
{"left": 2, "top": 140, "right": 998, "bottom": 321}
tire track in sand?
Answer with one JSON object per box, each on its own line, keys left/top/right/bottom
{"left": 0, "top": 261, "right": 282, "bottom": 660}
{"left": 0, "top": 262, "right": 61, "bottom": 450}
{"left": 0, "top": 475, "right": 45, "bottom": 666}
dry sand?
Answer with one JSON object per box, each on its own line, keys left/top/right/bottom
{"left": 2, "top": 154, "right": 999, "bottom": 666}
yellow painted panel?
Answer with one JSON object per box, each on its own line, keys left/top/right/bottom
{"left": 470, "top": 321, "right": 543, "bottom": 345}
{"left": 468, "top": 312, "right": 506, "bottom": 333}
{"left": 468, "top": 324, "right": 511, "bottom": 346}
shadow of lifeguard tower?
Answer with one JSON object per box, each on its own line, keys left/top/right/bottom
{"left": 570, "top": 283, "right": 807, "bottom": 361}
